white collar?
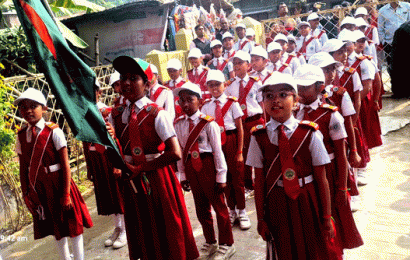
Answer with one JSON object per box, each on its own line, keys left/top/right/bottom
{"left": 212, "top": 93, "right": 227, "bottom": 103}
{"left": 268, "top": 115, "right": 299, "bottom": 131}
{"left": 126, "top": 96, "right": 151, "bottom": 110}
{"left": 30, "top": 118, "right": 46, "bottom": 131}
{"left": 188, "top": 110, "right": 202, "bottom": 121}
{"left": 236, "top": 74, "right": 250, "bottom": 83}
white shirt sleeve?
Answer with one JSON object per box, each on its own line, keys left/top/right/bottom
{"left": 341, "top": 92, "right": 356, "bottom": 117}
{"left": 53, "top": 127, "right": 67, "bottom": 151}
{"left": 189, "top": 41, "right": 196, "bottom": 50}
{"left": 163, "top": 90, "right": 175, "bottom": 121}
{"left": 329, "top": 111, "right": 347, "bottom": 141}
{"left": 245, "top": 135, "right": 264, "bottom": 168}
{"left": 206, "top": 121, "right": 228, "bottom": 183}
{"left": 360, "top": 59, "right": 376, "bottom": 81}
{"left": 352, "top": 72, "right": 363, "bottom": 92}
{"left": 309, "top": 130, "right": 331, "bottom": 166}
{"left": 154, "top": 110, "right": 177, "bottom": 142}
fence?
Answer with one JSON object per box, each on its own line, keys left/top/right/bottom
{"left": 3, "top": 64, "right": 117, "bottom": 180}
{"left": 261, "top": 0, "right": 399, "bottom": 93}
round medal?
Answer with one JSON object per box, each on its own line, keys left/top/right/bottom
{"left": 256, "top": 125, "right": 263, "bottom": 130}
{"left": 220, "top": 126, "right": 224, "bottom": 133}
{"left": 241, "top": 104, "right": 247, "bottom": 110}
{"left": 333, "top": 87, "right": 339, "bottom": 92}
{"left": 117, "top": 106, "right": 124, "bottom": 112}
{"left": 284, "top": 168, "right": 296, "bottom": 181}
{"left": 192, "top": 151, "right": 199, "bottom": 159}
{"left": 146, "top": 105, "right": 152, "bottom": 112}
{"left": 133, "top": 147, "right": 142, "bottom": 156}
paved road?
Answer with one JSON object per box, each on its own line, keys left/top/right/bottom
{"left": 2, "top": 97, "right": 410, "bottom": 259}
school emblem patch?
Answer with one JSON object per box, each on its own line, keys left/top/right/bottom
{"left": 256, "top": 125, "right": 264, "bottom": 130}
{"left": 133, "top": 147, "right": 142, "bottom": 156}
{"left": 284, "top": 168, "right": 296, "bottom": 181}
{"left": 117, "top": 106, "right": 124, "bottom": 112}
{"left": 146, "top": 105, "right": 152, "bottom": 112}
{"left": 220, "top": 126, "right": 224, "bottom": 133}
{"left": 192, "top": 151, "right": 200, "bottom": 159}
{"left": 241, "top": 104, "right": 247, "bottom": 110}
{"left": 333, "top": 87, "right": 339, "bottom": 92}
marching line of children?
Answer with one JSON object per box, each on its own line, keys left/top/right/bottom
{"left": 15, "top": 12, "right": 384, "bottom": 260}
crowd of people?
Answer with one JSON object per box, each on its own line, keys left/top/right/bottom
{"left": 15, "top": 1, "right": 402, "bottom": 259}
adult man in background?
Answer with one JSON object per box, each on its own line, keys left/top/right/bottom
{"left": 391, "top": 21, "right": 410, "bottom": 98}
{"left": 378, "top": 1, "right": 410, "bottom": 77}
{"left": 216, "top": 18, "right": 234, "bottom": 42}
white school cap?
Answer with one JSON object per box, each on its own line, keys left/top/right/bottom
{"left": 340, "top": 16, "right": 356, "bottom": 27}
{"left": 166, "top": 58, "right": 182, "bottom": 70}
{"left": 109, "top": 71, "right": 121, "bottom": 85}
{"left": 321, "top": 39, "right": 346, "bottom": 53}
{"left": 173, "top": 81, "right": 202, "bottom": 98}
{"left": 222, "top": 32, "right": 234, "bottom": 40}
{"left": 233, "top": 50, "right": 251, "bottom": 63}
{"left": 267, "top": 42, "right": 282, "bottom": 53}
{"left": 251, "top": 46, "right": 268, "bottom": 60}
{"left": 298, "top": 21, "right": 311, "bottom": 28}
{"left": 188, "top": 48, "right": 203, "bottom": 58}
{"left": 355, "top": 7, "right": 368, "bottom": 17}
{"left": 355, "top": 17, "right": 369, "bottom": 28}
{"left": 206, "top": 70, "right": 226, "bottom": 83}
{"left": 14, "top": 88, "right": 47, "bottom": 106}
{"left": 307, "top": 12, "right": 320, "bottom": 21}
{"left": 308, "top": 52, "right": 343, "bottom": 68}
{"left": 150, "top": 64, "right": 158, "bottom": 74}
{"left": 294, "top": 64, "right": 325, "bottom": 86}
{"left": 210, "top": 40, "right": 223, "bottom": 48}
{"left": 287, "top": 34, "right": 297, "bottom": 43}
{"left": 354, "top": 30, "right": 367, "bottom": 41}
{"left": 246, "top": 28, "right": 255, "bottom": 36}
{"left": 338, "top": 28, "right": 356, "bottom": 42}
{"left": 260, "top": 72, "right": 297, "bottom": 94}
{"left": 274, "top": 33, "right": 288, "bottom": 43}
{"left": 236, "top": 23, "right": 246, "bottom": 29}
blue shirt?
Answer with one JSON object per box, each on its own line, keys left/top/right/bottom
{"left": 378, "top": 2, "right": 410, "bottom": 44}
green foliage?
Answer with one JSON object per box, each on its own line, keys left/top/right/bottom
{"left": 0, "top": 65, "right": 15, "bottom": 158}
{"left": 0, "top": 27, "right": 37, "bottom": 77}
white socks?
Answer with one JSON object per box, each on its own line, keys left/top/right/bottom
{"left": 55, "top": 235, "right": 84, "bottom": 260}
{"left": 114, "top": 214, "right": 125, "bottom": 230}
{"left": 238, "top": 209, "right": 247, "bottom": 217}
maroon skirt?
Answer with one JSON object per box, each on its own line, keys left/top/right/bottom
{"left": 326, "top": 161, "right": 363, "bottom": 249}
{"left": 33, "top": 172, "right": 93, "bottom": 240}
{"left": 121, "top": 165, "right": 199, "bottom": 260}
{"left": 359, "top": 97, "right": 383, "bottom": 150}
{"left": 265, "top": 180, "right": 342, "bottom": 260}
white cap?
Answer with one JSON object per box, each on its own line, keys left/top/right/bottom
{"left": 188, "top": 48, "right": 202, "bottom": 58}
{"left": 109, "top": 71, "right": 121, "bottom": 85}
{"left": 14, "top": 88, "right": 47, "bottom": 106}
{"left": 222, "top": 32, "right": 234, "bottom": 40}
{"left": 251, "top": 46, "right": 268, "bottom": 60}
{"left": 321, "top": 39, "right": 346, "bottom": 53}
{"left": 206, "top": 70, "right": 226, "bottom": 83}
{"left": 287, "top": 34, "right": 296, "bottom": 43}
{"left": 307, "top": 12, "right": 320, "bottom": 21}
{"left": 294, "top": 64, "right": 325, "bottom": 86}
{"left": 341, "top": 16, "right": 356, "bottom": 27}
{"left": 166, "top": 58, "right": 182, "bottom": 70}
{"left": 267, "top": 42, "right": 282, "bottom": 53}
{"left": 173, "top": 81, "right": 202, "bottom": 98}
{"left": 298, "top": 21, "right": 311, "bottom": 28}
{"left": 236, "top": 23, "right": 246, "bottom": 29}
{"left": 260, "top": 72, "right": 297, "bottom": 94}
{"left": 210, "top": 40, "right": 223, "bottom": 48}
{"left": 355, "top": 17, "right": 368, "bottom": 28}
{"left": 274, "top": 33, "right": 288, "bottom": 43}
{"left": 246, "top": 28, "right": 255, "bottom": 36}
{"left": 338, "top": 28, "right": 356, "bottom": 42}
{"left": 233, "top": 50, "right": 251, "bottom": 63}
{"left": 151, "top": 64, "right": 158, "bottom": 74}
{"left": 308, "top": 52, "right": 343, "bottom": 68}
{"left": 355, "top": 7, "right": 368, "bottom": 16}
{"left": 354, "top": 30, "right": 367, "bottom": 41}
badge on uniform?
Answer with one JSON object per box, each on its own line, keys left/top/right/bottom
{"left": 192, "top": 151, "right": 200, "bottom": 159}
{"left": 133, "top": 147, "right": 142, "bottom": 156}
{"left": 117, "top": 106, "right": 124, "bottom": 112}
{"left": 146, "top": 105, "right": 152, "bottom": 112}
{"left": 284, "top": 168, "right": 296, "bottom": 181}
{"left": 241, "top": 104, "right": 247, "bottom": 110}
{"left": 220, "top": 126, "right": 224, "bottom": 133}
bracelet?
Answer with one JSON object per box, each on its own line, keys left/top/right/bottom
{"left": 350, "top": 149, "right": 357, "bottom": 152}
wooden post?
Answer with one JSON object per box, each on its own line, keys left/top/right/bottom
{"left": 95, "top": 33, "right": 100, "bottom": 66}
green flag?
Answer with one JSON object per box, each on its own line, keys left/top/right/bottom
{"left": 12, "top": 0, "right": 122, "bottom": 160}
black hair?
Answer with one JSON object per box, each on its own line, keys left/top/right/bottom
{"left": 195, "top": 24, "right": 204, "bottom": 31}
{"left": 278, "top": 2, "right": 286, "bottom": 10}
{"left": 315, "top": 81, "right": 325, "bottom": 89}
{"left": 179, "top": 89, "right": 201, "bottom": 99}
{"left": 262, "top": 84, "right": 296, "bottom": 94}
